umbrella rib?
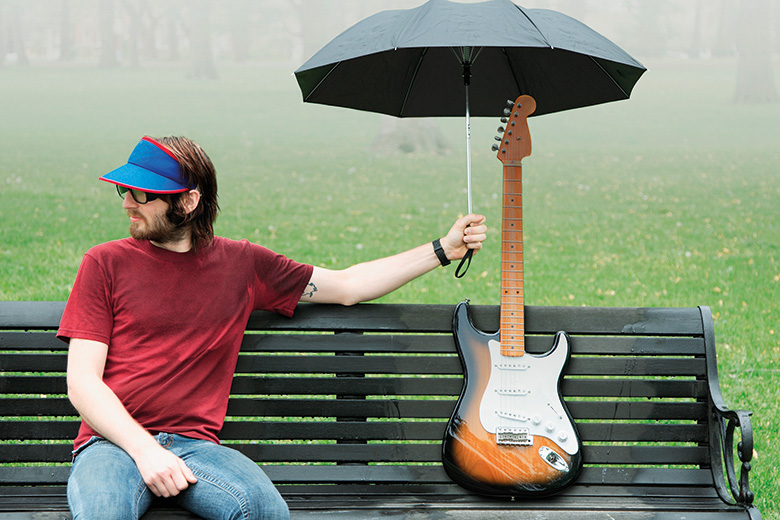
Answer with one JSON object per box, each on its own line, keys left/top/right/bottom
{"left": 515, "top": 5, "right": 554, "bottom": 49}
{"left": 399, "top": 48, "right": 428, "bottom": 116}
{"left": 588, "top": 55, "right": 630, "bottom": 98}
{"left": 303, "top": 62, "right": 341, "bottom": 102}
{"left": 500, "top": 47, "right": 524, "bottom": 96}
{"left": 448, "top": 46, "right": 485, "bottom": 65}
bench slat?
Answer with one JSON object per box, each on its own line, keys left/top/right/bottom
{"left": 220, "top": 421, "right": 709, "bottom": 443}
{"left": 0, "top": 398, "right": 78, "bottom": 416}
{"left": 0, "top": 418, "right": 710, "bottom": 445}
{"left": 0, "top": 353, "right": 66, "bottom": 373}
{"left": 240, "top": 333, "right": 456, "bottom": 354}
{"left": 0, "top": 397, "right": 709, "bottom": 423}
{"left": 232, "top": 355, "right": 707, "bottom": 377}
{"left": 0, "top": 376, "right": 67, "bottom": 394}
{"left": 0, "top": 302, "right": 64, "bottom": 330}
{"left": 0, "top": 465, "right": 719, "bottom": 488}
{"left": 267, "top": 465, "right": 721, "bottom": 487}
{"left": 0, "top": 443, "right": 710, "bottom": 467}
{"left": 0, "top": 331, "right": 64, "bottom": 350}
{"left": 229, "top": 376, "right": 708, "bottom": 399}
{"left": 0, "top": 303, "right": 708, "bottom": 336}
{"left": 0, "top": 352, "right": 708, "bottom": 378}
{"left": 0, "top": 332, "right": 705, "bottom": 358}
{"left": 0, "top": 399, "right": 708, "bottom": 426}
{"left": 1, "top": 375, "right": 708, "bottom": 400}
{"left": 240, "top": 304, "right": 706, "bottom": 337}
{"left": 237, "top": 333, "right": 706, "bottom": 356}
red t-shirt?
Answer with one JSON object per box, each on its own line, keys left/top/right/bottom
{"left": 57, "top": 237, "right": 313, "bottom": 449}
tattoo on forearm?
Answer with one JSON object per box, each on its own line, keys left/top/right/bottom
{"left": 302, "top": 282, "right": 318, "bottom": 299}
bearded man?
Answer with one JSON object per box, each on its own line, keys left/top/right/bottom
{"left": 58, "top": 136, "right": 487, "bottom": 520}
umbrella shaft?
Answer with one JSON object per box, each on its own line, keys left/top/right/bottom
{"left": 465, "top": 83, "right": 473, "bottom": 215}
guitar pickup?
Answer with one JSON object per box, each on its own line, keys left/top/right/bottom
{"left": 495, "top": 426, "right": 533, "bottom": 446}
{"left": 494, "top": 363, "right": 529, "bottom": 371}
{"left": 495, "top": 388, "right": 530, "bottom": 396}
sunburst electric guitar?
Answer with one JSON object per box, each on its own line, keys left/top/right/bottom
{"left": 442, "top": 95, "right": 582, "bottom": 497}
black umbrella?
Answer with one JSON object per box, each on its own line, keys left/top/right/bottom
{"left": 295, "top": 0, "right": 645, "bottom": 215}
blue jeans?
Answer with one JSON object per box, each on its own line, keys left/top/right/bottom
{"left": 67, "top": 433, "right": 289, "bottom": 520}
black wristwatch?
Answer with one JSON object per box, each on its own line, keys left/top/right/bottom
{"left": 432, "top": 239, "right": 450, "bottom": 267}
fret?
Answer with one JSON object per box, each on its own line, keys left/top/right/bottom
{"left": 499, "top": 316, "right": 525, "bottom": 323}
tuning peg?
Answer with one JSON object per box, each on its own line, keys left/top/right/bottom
{"left": 491, "top": 144, "right": 500, "bottom": 152}
{"left": 497, "top": 126, "right": 505, "bottom": 133}
{"left": 494, "top": 135, "right": 502, "bottom": 141}
{"left": 500, "top": 117, "right": 508, "bottom": 124}
{"left": 506, "top": 99, "right": 514, "bottom": 106}
{"left": 503, "top": 108, "right": 511, "bottom": 116}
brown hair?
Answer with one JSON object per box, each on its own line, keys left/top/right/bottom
{"left": 156, "top": 136, "right": 220, "bottom": 249}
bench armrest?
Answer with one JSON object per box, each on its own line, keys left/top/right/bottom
{"left": 711, "top": 407, "right": 755, "bottom": 507}
{"left": 699, "top": 306, "right": 755, "bottom": 508}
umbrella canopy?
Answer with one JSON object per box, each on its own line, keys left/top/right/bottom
{"left": 294, "top": 0, "right": 646, "bottom": 118}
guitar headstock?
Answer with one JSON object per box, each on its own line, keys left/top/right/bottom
{"left": 493, "top": 95, "right": 536, "bottom": 165}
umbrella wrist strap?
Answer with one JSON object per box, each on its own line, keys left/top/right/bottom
{"left": 454, "top": 249, "right": 473, "bottom": 279}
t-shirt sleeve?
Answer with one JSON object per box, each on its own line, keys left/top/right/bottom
{"left": 57, "top": 252, "right": 114, "bottom": 345}
{"left": 249, "top": 242, "right": 313, "bottom": 317}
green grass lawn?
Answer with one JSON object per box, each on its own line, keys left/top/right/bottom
{"left": 1, "top": 58, "right": 778, "bottom": 516}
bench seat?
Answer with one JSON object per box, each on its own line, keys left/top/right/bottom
{"left": 0, "top": 301, "right": 761, "bottom": 519}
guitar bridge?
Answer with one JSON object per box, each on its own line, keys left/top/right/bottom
{"left": 495, "top": 426, "right": 533, "bottom": 446}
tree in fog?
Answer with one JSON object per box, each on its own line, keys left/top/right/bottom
{"left": 713, "top": 0, "right": 737, "bottom": 57}
{"left": 121, "top": 0, "right": 161, "bottom": 67}
{"left": 186, "top": 0, "right": 218, "bottom": 78}
{"left": 371, "top": 117, "right": 451, "bottom": 157}
{"left": 625, "top": 0, "right": 669, "bottom": 58}
{"left": 5, "top": 0, "right": 29, "bottom": 65}
{"left": 689, "top": 0, "right": 704, "bottom": 58}
{"left": 99, "top": 0, "right": 118, "bottom": 67}
{"left": 734, "top": 0, "right": 778, "bottom": 103}
{"left": 59, "top": 0, "right": 74, "bottom": 61}
{"left": 0, "top": 2, "right": 5, "bottom": 66}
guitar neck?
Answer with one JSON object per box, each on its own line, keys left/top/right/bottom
{"left": 500, "top": 162, "right": 524, "bottom": 357}
{"left": 494, "top": 94, "right": 535, "bottom": 358}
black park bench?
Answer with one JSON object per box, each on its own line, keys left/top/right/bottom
{"left": 0, "top": 301, "right": 761, "bottom": 519}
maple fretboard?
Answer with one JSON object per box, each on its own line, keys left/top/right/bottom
{"left": 500, "top": 163, "right": 524, "bottom": 357}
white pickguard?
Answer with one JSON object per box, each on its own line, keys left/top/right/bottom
{"left": 479, "top": 333, "right": 579, "bottom": 455}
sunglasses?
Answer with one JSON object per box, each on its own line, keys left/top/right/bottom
{"left": 116, "top": 185, "right": 162, "bottom": 204}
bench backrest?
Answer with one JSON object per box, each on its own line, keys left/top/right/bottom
{"left": 0, "top": 301, "right": 726, "bottom": 500}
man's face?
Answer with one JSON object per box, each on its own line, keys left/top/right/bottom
{"left": 121, "top": 191, "right": 185, "bottom": 244}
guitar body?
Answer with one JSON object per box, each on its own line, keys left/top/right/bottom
{"left": 442, "top": 301, "right": 582, "bottom": 497}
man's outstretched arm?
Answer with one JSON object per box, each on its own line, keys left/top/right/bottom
{"left": 301, "top": 213, "right": 487, "bottom": 306}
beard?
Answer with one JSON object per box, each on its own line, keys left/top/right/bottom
{"left": 128, "top": 210, "right": 187, "bottom": 245}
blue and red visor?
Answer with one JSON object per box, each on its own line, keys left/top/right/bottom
{"left": 100, "top": 137, "right": 193, "bottom": 193}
